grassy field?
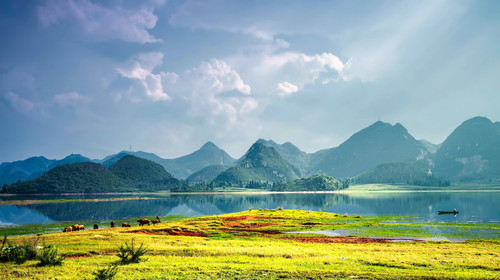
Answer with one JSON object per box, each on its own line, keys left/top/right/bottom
{"left": 1, "top": 210, "right": 499, "bottom": 279}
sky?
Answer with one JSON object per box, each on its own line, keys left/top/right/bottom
{"left": 0, "top": 0, "right": 499, "bottom": 163}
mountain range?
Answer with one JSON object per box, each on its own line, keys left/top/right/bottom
{"left": 1, "top": 116, "right": 499, "bottom": 191}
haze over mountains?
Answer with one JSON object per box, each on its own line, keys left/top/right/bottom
{"left": 1, "top": 116, "right": 499, "bottom": 190}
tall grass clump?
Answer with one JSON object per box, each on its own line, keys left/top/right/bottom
{"left": 37, "top": 245, "right": 65, "bottom": 266}
{"left": 116, "top": 238, "right": 149, "bottom": 264}
{"left": 93, "top": 264, "right": 119, "bottom": 280}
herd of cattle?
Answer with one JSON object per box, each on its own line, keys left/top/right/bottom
{"left": 62, "top": 216, "right": 161, "bottom": 232}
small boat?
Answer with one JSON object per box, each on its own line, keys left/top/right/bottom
{"left": 438, "top": 209, "right": 459, "bottom": 215}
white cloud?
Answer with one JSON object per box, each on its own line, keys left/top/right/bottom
{"left": 277, "top": 81, "right": 298, "bottom": 97}
{"left": 38, "top": 0, "right": 161, "bottom": 43}
{"left": 117, "top": 52, "right": 170, "bottom": 102}
{"left": 53, "top": 92, "right": 89, "bottom": 106}
{"left": 3, "top": 92, "right": 35, "bottom": 113}
{"left": 189, "top": 58, "right": 251, "bottom": 95}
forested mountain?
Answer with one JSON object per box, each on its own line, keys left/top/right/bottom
{"left": 213, "top": 143, "right": 300, "bottom": 185}
{"left": 2, "top": 155, "right": 181, "bottom": 193}
{"left": 255, "top": 139, "right": 311, "bottom": 176}
{"left": 310, "top": 121, "right": 431, "bottom": 178}
{"left": 432, "top": 117, "right": 500, "bottom": 183}
{"left": 271, "top": 174, "right": 347, "bottom": 191}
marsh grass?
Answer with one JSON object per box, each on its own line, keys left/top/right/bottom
{"left": 1, "top": 210, "right": 499, "bottom": 279}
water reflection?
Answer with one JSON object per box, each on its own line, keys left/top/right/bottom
{"left": 0, "top": 192, "right": 498, "bottom": 226}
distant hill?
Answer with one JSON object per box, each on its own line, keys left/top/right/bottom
{"left": 0, "top": 154, "right": 91, "bottom": 185}
{"left": 271, "top": 174, "right": 346, "bottom": 191}
{"left": 186, "top": 164, "right": 229, "bottom": 182}
{"left": 162, "top": 142, "right": 236, "bottom": 179}
{"left": 310, "top": 121, "right": 431, "bottom": 178}
{"left": 354, "top": 161, "right": 450, "bottom": 186}
{"left": 432, "top": 116, "right": 500, "bottom": 183}
{"left": 2, "top": 155, "right": 181, "bottom": 193}
{"left": 213, "top": 143, "right": 300, "bottom": 185}
{"left": 255, "top": 139, "right": 311, "bottom": 176}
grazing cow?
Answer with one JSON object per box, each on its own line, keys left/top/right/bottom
{"left": 156, "top": 216, "right": 161, "bottom": 223}
{"left": 111, "top": 221, "right": 115, "bottom": 228}
{"left": 93, "top": 224, "right": 99, "bottom": 230}
{"left": 151, "top": 219, "right": 159, "bottom": 225}
{"left": 79, "top": 225, "right": 85, "bottom": 231}
{"left": 122, "top": 223, "right": 131, "bottom": 227}
{"left": 137, "top": 218, "right": 150, "bottom": 226}
{"left": 72, "top": 224, "right": 80, "bottom": 231}
{"left": 63, "top": 226, "right": 72, "bottom": 233}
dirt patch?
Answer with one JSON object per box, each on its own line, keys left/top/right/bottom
{"left": 135, "top": 230, "right": 207, "bottom": 237}
{"left": 63, "top": 253, "right": 91, "bottom": 259}
{"left": 283, "top": 237, "right": 418, "bottom": 244}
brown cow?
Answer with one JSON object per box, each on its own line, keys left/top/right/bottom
{"left": 63, "top": 226, "right": 72, "bottom": 233}
{"left": 137, "top": 218, "right": 150, "bottom": 226}
{"left": 151, "top": 219, "right": 159, "bottom": 225}
{"left": 72, "top": 224, "right": 80, "bottom": 231}
{"left": 93, "top": 224, "right": 99, "bottom": 230}
{"left": 111, "top": 221, "right": 115, "bottom": 228}
{"left": 122, "top": 223, "right": 131, "bottom": 227}
{"left": 79, "top": 225, "right": 85, "bottom": 231}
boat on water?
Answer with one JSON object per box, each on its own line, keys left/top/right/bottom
{"left": 438, "top": 209, "right": 459, "bottom": 215}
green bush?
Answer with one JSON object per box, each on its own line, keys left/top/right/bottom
{"left": 0, "top": 235, "right": 42, "bottom": 264}
{"left": 37, "top": 245, "right": 65, "bottom": 266}
{"left": 116, "top": 238, "right": 149, "bottom": 264}
{"left": 93, "top": 264, "right": 119, "bottom": 280}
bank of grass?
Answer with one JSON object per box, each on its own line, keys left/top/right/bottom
{"left": 1, "top": 210, "right": 499, "bottom": 279}
{"left": 345, "top": 184, "right": 500, "bottom": 192}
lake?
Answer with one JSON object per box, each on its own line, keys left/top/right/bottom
{"left": 1, "top": 191, "right": 499, "bottom": 226}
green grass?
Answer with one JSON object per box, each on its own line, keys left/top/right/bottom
{"left": 345, "top": 184, "right": 500, "bottom": 192}
{"left": 1, "top": 210, "right": 499, "bottom": 279}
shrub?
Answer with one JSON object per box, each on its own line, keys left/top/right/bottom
{"left": 93, "top": 264, "right": 119, "bottom": 280}
{"left": 0, "top": 235, "right": 42, "bottom": 264}
{"left": 37, "top": 245, "right": 65, "bottom": 266}
{"left": 116, "top": 238, "right": 149, "bottom": 264}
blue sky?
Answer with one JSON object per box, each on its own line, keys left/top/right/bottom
{"left": 0, "top": 0, "right": 499, "bottom": 162}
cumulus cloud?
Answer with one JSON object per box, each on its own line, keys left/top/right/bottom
{"left": 37, "top": 0, "right": 161, "bottom": 43}
{"left": 117, "top": 52, "right": 170, "bottom": 101}
{"left": 277, "top": 81, "right": 298, "bottom": 97}
{"left": 2, "top": 92, "right": 35, "bottom": 113}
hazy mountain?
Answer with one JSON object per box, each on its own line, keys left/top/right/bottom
{"left": 433, "top": 116, "right": 500, "bottom": 183}
{"left": 0, "top": 154, "right": 91, "bottom": 186}
{"left": 311, "top": 121, "right": 429, "bottom": 178}
{"left": 214, "top": 143, "right": 300, "bottom": 185}
{"left": 161, "top": 141, "right": 236, "bottom": 179}
{"left": 186, "top": 164, "right": 229, "bottom": 182}
{"left": 2, "top": 155, "right": 181, "bottom": 193}
{"left": 255, "top": 139, "right": 311, "bottom": 176}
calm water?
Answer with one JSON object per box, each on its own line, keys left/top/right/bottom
{"left": 0, "top": 192, "right": 499, "bottom": 226}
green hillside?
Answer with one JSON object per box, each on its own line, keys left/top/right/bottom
{"left": 433, "top": 116, "right": 500, "bottom": 183}
{"left": 354, "top": 161, "right": 450, "bottom": 186}
{"left": 256, "top": 139, "right": 311, "bottom": 176}
{"left": 271, "top": 174, "right": 347, "bottom": 191}
{"left": 213, "top": 143, "right": 300, "bottom": 186}
{"left": 1, "top": 162, "right": 124, "bottom": 193}
{"left": 186, "top": 164, "right": 229, "bottom": 182}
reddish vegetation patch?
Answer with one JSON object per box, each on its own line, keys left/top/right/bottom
{"left": 220, "top": 216, "right": 257, "bottom": 221}
{"left": 219, "top": 228, "right": 282, "bottom": 235}
{"left": 223, "top": 222, "right": 276, "bottom": 229}
{"left": 135, "top": 230, "right": 207, "bottom": 237}
{"left": 283, "top": 237, "right": 417, "bottom": 244}
{"left": 64, "top": 254, "right": 91, "bottom": 259}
